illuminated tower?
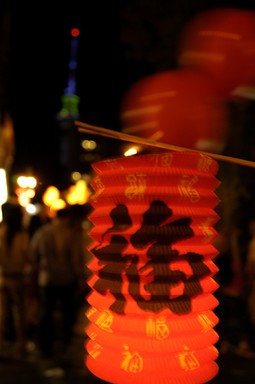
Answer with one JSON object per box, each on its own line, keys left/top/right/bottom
{"left": 56, "top": 27, "right": 81, "bottom": 190}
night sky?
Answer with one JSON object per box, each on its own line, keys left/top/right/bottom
{"left": 2, "top": 0, "right": 255, "bottom": 189}
{"left": 8, "top": 2, "right": 130, "bottom": 186}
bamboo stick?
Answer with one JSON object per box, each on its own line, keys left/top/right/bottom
{"left": 75, "top": 120, "right": 255, "bottom": 169}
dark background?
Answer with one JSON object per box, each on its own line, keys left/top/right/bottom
{"left": 1, "top": 0, "right": 255, "bottom": 207}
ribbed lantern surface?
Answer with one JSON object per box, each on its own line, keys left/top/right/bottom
{"left": 85, "top": 151, "right": 220, "bottom": 384}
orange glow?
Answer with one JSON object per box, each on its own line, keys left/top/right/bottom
{"left": 84, "top": 151, "right": 220, "bottom": 383}
{"left": 86, "top": 306, "right": 219, "bottom": 335}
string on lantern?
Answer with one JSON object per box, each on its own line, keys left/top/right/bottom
{"left": 84, "top": 150, "right": 220, "bottom": 384}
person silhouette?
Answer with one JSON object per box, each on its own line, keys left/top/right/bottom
{"left": 29, "top": 206, "right": 87, "bottom": 359}
{"left": 0, "top": 202, "right": 30, "bottom": 359}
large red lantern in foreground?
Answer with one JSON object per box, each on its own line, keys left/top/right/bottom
{"left": 85, "top": 151, "right": 220, "bottom": 384}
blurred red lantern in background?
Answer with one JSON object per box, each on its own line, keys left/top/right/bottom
{"left": 85, "top": 151, "right": 220, "bottom": 384}
{"left": 120, "top": 69, "right": 229, "bottom": 154}
{"left": 177, "top": 8, "right": 255, "bottom": 96}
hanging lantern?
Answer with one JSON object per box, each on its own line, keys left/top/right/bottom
{"left": 177, "top": 8, "right": 255, "bottom": 96}
{"left": 85, "top": 151, "right": 220, "bottom": 384}
{"left": 120, "top": 69, "right": 229, "bottom": 154}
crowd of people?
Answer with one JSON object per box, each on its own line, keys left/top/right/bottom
{"left": 0, "top": 201, "right": 92, "bottom": 363}
{"left": 2, "top": 199, "right": 255, "bottom": 363}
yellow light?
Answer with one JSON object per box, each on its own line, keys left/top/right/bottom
{"left": 0, "top": 169, "right": 8, "bottom": 205}
{"left": 18, "top": 193, "right": 30, "bottom": 207}
{"left": 17, "top": 189, "right": 35, "bottom": 206}
{"left": 0, "top": 167, "right": 8, "bottom": 222}
{"left": 81, "top": 139, "right": 97, "bottom": 150}
{"left": 50, "top": 198, "right": 66, "bottom": 210}
{"left": 17, "top": 175, "right": 37, "bottom": 189}
{"left": 26, "top": 189, "right": 36, "bottom": 198}
{"left": 66, "top": 179, "right": 91, "bottom": 205}
{"left": 124, "top": 147, "right": 138, "bottom": 157}
{"left": 25, "top": 204, "right": 38, "bottom": 215}
{"left": 27, "top": 176, "right": 37, "bottom": 189}
{"left": 122, "top": 145, "right": 142, "bottom": 157}
{"left": 17, "top": 176, "right": 27, "bottom": 188}
{"left": 71, "top": 171, "right": 82, "bottom": 182}
{"left": 42, "top": 186, "right": 60, "bottom": 207}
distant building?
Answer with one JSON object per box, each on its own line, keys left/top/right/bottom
{"left": 56, "top": 28, "right": 105, "bottom": 190}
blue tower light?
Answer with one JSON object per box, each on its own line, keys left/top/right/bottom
{"left": 58, "top": 28, "right": 81, "bottom": 120}
{"left": 64, "top": 28, "right": 80, "bottom": 97}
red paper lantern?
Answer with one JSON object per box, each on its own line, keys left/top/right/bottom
{"left": 85, "top": 151, "right": 220, "bottom": 384}
{"left": 177, "top": 8, "right": 255, "bottom": 96}
{"left": 120, "top": 69, "right": 229, "bottom": 153}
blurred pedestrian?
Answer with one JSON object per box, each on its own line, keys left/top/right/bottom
{"left": 69, "top": 203, "right": 93, "bottom": 306}
{"left": 24, "top": 212, "right": 48, "bottom": 346}
{"left": 0, "top": 202, "right": 30, "bottom": 359}
{"left": 29, "top": 206, "right": 87, "bottom": 359}
{"left": 27, "top": 213, "right": 47, "bottom": 239}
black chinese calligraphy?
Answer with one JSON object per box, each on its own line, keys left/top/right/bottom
{"left": 91, "top": 200, "right": 211, "bottom": 315}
